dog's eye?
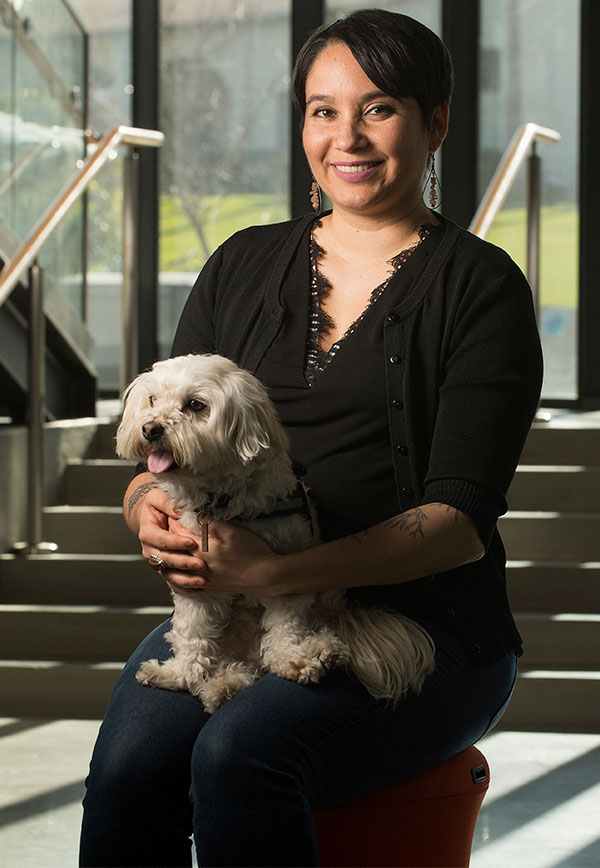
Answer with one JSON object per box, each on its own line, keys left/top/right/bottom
{"left": 186, "top": 399, "right": 206, "bottom": 412}
{"left": 148, "top": 395, "right": 155, "bottom": 408}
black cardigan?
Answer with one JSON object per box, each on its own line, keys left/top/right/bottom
{"left": 172, "top": 213, "right": 543, "bottom": 663}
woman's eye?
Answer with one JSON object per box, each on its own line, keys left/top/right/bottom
{"left": 367, "top": 104, "right": 393, "bottom": 117}
{"left": 312, "top": 107, "right": 334, "bottom": 119}
{"left": 187, "top": 399, "right": 206, "bottom": 412}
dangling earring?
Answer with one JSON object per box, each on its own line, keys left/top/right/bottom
{"left": 427, "top": 153, "right": 440, "bottom": 209}
{"left": 310, "top": 178, "right": 322, "bottom": 214}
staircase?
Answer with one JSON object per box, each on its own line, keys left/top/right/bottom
{"left": 499, "top": 416, "right": 600, "bottom": 732}
{"left": 0, "top": 413, "right": 598, "bottom": 728}
{"left": 0, "top": 416, "right": 171, "bottom": 719}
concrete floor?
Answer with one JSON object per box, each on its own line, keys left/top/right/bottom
{"left": 1, "top": 718, "right": 599, "bottom": 867}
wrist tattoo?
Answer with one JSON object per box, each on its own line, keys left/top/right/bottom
{"left": 385, "top": 507, "right": 428, "bottom": 539}
{"left": 127, "top": 481, "right": 157, "bottom": 516}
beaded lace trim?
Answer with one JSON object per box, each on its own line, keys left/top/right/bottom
{"left": 305, "top": 224, "right": 432, "bottom": 385}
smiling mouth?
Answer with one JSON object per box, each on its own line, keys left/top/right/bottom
{"left": 332, "top": 161, "right": 382, "bottom": 173}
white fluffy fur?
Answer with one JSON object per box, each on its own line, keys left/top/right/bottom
{"left": 116, "top": 354, "right": 435, "bottom": 713}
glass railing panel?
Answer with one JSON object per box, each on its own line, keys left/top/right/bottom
{"left": 68, "top": 0, "right": 133, "bottom": 391}
{"left": 15, "top": 0, "right": 86, "bottom": 114}
{"left": 1, "top": 0, "right": 87, "bottom": 315}
{"left": 157, "top": 0, "right": 293, "bottom": 358}
{"left": 0, "top": 3, "right": 17, "bottom": 239}
{"left": 478, "top": 0, "right": 580, "bottom": 402}
{"left": 14, "top": 0, "right": 86, "bottom": 315}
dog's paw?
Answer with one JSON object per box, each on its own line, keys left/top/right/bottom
{"left": 136, "top": 658, "right": 168, "bottom": 688}
{"left": 136, "top": 657, "right": 192, "bottom": 692}
{"left": 198, "top": 665, "right": 261, "bottom": 713}
{"left": 269, "top": 636, "right": 350, "bottom": 685}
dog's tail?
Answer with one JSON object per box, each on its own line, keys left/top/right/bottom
{"left": 337, "top": 606, "right": 436, "bottom": 705}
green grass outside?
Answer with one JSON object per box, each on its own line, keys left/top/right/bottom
{"left": 160, "top": 195, "right": 579, "bottom": 309}
{"left": 160, "top": 193, "right": 288, "bottom": 273}
{"left": 486, "top": 204, "right": 578, "bottom": 309}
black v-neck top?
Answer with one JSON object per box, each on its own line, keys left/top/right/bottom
{"left": 171, "top": 212, "right": 543, "bottom": 661}
{"left": 257, "top": 219, "right": 442, "bottom": 544}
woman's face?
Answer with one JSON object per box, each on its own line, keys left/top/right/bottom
{"left": 302, "top": 41, "right": 448, "bottom": 220}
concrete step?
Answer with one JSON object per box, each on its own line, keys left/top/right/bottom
{"left": 0, "top": 659, "right": 598, "bottom": 729}
{"left": 499, "top": 511, "right": 600, "bottom": 561}
{"left": 521, "top": 423, "right": 600, "bottom": 466}
{"left": 42, "top": 506, "right": 139, "bottom": 554}
{"left": 61, "top": 459, "right": 135, "bottom": 506}
{"left": 506, "top": 560, "right": 600, "bottom": 613}
{"left": 515, "top": 613, "right": 600, "bottom": 669}
{"left": 0, "top": 604, "right": 170, "bottom": 661}
{"left": 508, "top": 466, "right": 600, "bottom": 512}
{"left": 0, "top": 553, "right": 171, "bottom": 606}
{"left": 49, "top": 503, "right": 600, "bottom": 562}
{"left": 500, "top": 670, "right": 600, "bottom": 733}
{"left": 0, "top": 660, "right": 122, "bottom": 719}
{"left": 0, "top": 553, "right": 596, "bottom": 614}
{"left": 83, "top": 419, "right": 121, "bottom": 459}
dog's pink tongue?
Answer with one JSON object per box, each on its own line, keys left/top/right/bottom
{"left": 147, "top": 450, "right": 175, "bottom": 474}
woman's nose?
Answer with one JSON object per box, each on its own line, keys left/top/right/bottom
{"left": 334, "top": 116, "right": 367, "bottom": 151}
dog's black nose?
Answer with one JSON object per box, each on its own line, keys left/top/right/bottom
{"left": 142, "top": 422, "right": 165, "bottom": 442}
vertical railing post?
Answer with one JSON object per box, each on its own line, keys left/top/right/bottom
{"left": 25, "top": 263, "right": 57, "bottom": 553}
{"left": 122, "top": 146, "right": 140, "bottom": 393}
{"left": 526, "top": 142, "right": 542, "bottom": 316}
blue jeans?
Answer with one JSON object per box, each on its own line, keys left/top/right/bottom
{"left": 79, "top": 617, "right": 517, "bottom": 867}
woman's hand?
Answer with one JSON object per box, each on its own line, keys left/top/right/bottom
{"left": 167, "top": 519, "right": 284, "bottom": 597}
{"left": 123, "top": 474, "right": 209, "bottom": 595}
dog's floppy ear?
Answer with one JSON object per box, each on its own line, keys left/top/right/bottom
{"left": 120, "top": 366, "right": 153, "bottom": 408}
{"left": 233, "top": 412, "right": 270, "bottom": 463}
{"left": 224, "top": 369, "right": 289, "bottom": 463}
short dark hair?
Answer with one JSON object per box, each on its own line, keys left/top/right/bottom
{"left": 292, "top": 8, "right": 454, "bottom": 127}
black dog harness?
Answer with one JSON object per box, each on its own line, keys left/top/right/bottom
{"left": 193, "top": 463, "right": 314, "bottom": 552}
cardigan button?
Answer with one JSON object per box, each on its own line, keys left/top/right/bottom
{"left": 392, "top": 398, "right": 404, "bottom": 410}
{"left": 400, "top": 487, "right": 414, "bottom": 497}
{"left": 389, "top": 354, "right": 402, "bottom": 365}
{"left": 386, "top": 312, "right": 399, "bottom": 324}
{"left": 396, "top": 444, "right": 408, "bottom": 456}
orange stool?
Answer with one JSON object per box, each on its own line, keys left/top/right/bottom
{"left": 313, "top": 745, "right": 489, "bottom": 868}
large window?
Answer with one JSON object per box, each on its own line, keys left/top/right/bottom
{"left": 478, "top": 0, "right": 580, "bottom": 401}
{"left": 326, "top": 0, "right": 439, "bottom": 33}
{"left": 158, "top": 0, "right": 292, "bottom": 357}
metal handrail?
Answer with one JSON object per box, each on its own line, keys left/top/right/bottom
{"left": 0, "top": 125, "right": 164, "bottom": 305}
{"left": 469, "top": 122, "right": 560, "bottom": 239}
{"left": 1, "top": 124, "right": 163, "bottom": 554}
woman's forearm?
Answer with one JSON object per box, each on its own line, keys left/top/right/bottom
{"left": 263, "top": 502, "right": 485, "bottom": 596}
{"left": 123, "top": 472, "right": 157, "bottom": 534}
{"left": 122, "top": 472, "right": 207, "bottom": 586}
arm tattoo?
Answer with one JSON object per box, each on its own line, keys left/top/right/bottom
{"left": 127, "top": 481, "right": 157, "bottom": 516}
{"left": 445, "top": 504, "right": 461, "bottom": 522}
{"left": 350, "top": 529, "right": 369, "bottom": 545}
{"left": 384, "top": 507, "right": 429, "bottom": 539}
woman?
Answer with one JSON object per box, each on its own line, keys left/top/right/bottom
{"left": 80, "top": 10, "right": 542, "bottom": 867}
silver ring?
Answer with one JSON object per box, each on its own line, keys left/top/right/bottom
{"left": 148, "top": 551, "right": 166, "bottom": 572}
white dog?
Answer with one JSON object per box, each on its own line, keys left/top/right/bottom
{"left": 116, "top": 354, "right": 435, "bottom": 713}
